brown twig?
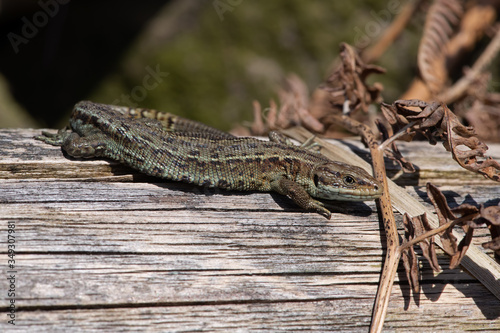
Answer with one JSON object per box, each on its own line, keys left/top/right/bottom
{"left": 399, "top": 214, "right": 477, "bottom": 252}
{"left": 322, "top": 113, "right": 399, "bottom": 333}
{"left": 439, "top": 27, "right": 500, "bottom": 103}
{"left": 378, "top": 121, "right": 416, "bottom": 151}
{"left": 361, "top": 0, "right": 422, "bottom": 63}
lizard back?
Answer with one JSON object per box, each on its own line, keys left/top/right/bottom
{"left": 70, "top": 101, "right": 330, "bottom": 192}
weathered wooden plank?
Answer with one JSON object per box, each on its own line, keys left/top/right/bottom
{"left": 7, "top": 288, "right": 500, "bottom": 333}
{"left": 8, "top": 291, "right": 499, "bottom": 333}
{"left": 3, "top": 251, "right": 492, "bottom": 305}
{"left": 1, "top": 180, "right": 497, "bottom": 253}
{"left": 3, "top": 129, "right": 500, "bottom": 185}
{"left": 1, "top": 209, "right": 380, "bottom": 255}
{"left": 1, "top": 129, "right": 499, "bottom": 332}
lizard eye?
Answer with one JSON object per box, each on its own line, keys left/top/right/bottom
{"left": 313, "top": 174, "right": 319, "bottom": 187}
{"left": 343, "top": 175, "right": 356, "bottom": 185}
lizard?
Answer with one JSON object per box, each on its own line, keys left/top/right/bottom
{"left": 35, "top": 101, "right": 383, "bottom": 219}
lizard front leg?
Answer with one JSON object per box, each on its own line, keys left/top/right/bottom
{"left": 36, "top": 129, "right": 108, "bottom": 158}
{"left": 270, "top": 177, "right": 332, "bottom": 219}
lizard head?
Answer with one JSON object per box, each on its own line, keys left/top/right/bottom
{"left": 311, "top": 162, "right": 383, "bottom": 201}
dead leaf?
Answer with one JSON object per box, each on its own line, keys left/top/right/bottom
{"left": 482, "top": 225, "right": 500, "bottom": 262}
{"left": 402, "top": 213, "right": 421, "bottom": 293}
{"left": 402, "top": 247, "right": 420, "bottom": 294}
{"left": 449, "top": 226, "right": 474, "bottom": 269}
{"left": 480, "top": 204, "right": 500, "bottom": 225}
{"left": 382, "top": 100, "right": 500, "bottom": 182}
{"left": 413, "top": 213, "right": 440, "bottom": 272}
{"left": 310, "top": 43, "right": 384, "bottom": 123}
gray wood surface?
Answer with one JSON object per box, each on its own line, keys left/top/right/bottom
{"left": 1, "top": 129, "right": 499, "bottom": 332}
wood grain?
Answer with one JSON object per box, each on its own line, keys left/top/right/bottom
{"left": 1, "top": 129, "right": 499, "bottom": 332}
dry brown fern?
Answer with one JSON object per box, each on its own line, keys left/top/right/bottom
{"left": 417, "top": 0, "right": 463, "bottom": 95}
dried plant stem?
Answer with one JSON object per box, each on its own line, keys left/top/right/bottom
{"left": 362, "top": 0, "right": 422, "bottom": 63}
{"left": 378, "top": 121, "right": 417, "bottom": 151}
{"left": 320, "top": 115, "right": 399, "bottom": 333}
{"left": 370, "top": 140, "right": 399, "bottom": 333}
{"left": 400, "top": 214, "right": 478, "bottom": 252}
{"left": 439, "top": 28, "right": 500, "bottom": 103}
{"left": 401, "top": 221, "right": 452, "bottom": 252}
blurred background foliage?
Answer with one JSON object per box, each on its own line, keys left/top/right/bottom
{"left": 1, "top": 0, "right": 424, "bottom": 130}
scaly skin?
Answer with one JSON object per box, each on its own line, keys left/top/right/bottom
{"left": 36, "top": 101, "right": 382, "bottom": 218}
